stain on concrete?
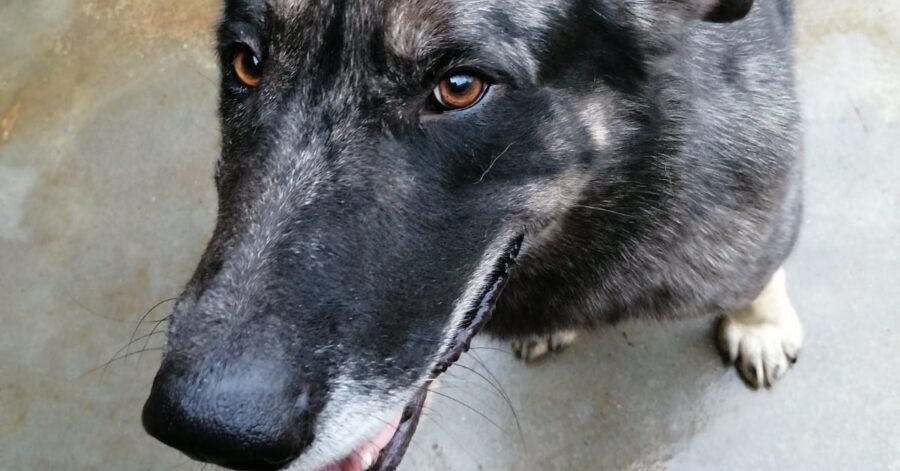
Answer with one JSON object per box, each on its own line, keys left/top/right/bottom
{"left": 1, "top": 101, "right": 21, "bottom": 141}
{"left": 796, "top": 0, "right": 899, "bottom": 48}
{"left": 0, "top": 1, "right": 220, "bottom": 469}
{"left": 795, "top": 0, "right": 900, "bottom": 122}
{"left": 0, "top": 384, "right": 28, "bottom": 437}
{"left": 0, "top": 165, "right": 37, "bottom": 241}
{"left": 0, "top": 0, "right": 218, "bottom": 151}
{"left": 1, "top": 1, "right": 899, "bottom": 470}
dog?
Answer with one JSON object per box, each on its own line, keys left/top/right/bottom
{"left": 142, "top": 0, "right": 803, "bottom": 470}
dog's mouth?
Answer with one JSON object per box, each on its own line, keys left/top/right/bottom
{"left": 308, "top": 235, "right": 523, "bottom": 471}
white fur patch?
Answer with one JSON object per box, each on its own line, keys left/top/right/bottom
{"left": 576, "top": 96, "right": 612, "bottom": 147}
{"left": 285, "top": 373, "right": 412, "bottom": 471}
{"left": 511, "top": 329, "right": 579, "bottom": 361}
{"left": 718, "top": 268, "right": 804, "bottom": 388}
{"left": 274, "top": 0, "right": 307, "bottom": 10}
{"left": 385, "top": 0, "right": 449, "bottom": 59}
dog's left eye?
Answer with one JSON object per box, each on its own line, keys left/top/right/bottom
{"left": 432, "top": 73, "right": 488, "bottom": 111}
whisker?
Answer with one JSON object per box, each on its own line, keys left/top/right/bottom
{"left": 101, "top": 330, "right": 167, "bottom": 376}
{"left": 402, "top": 336, "right": 516, "bottom": 357}
{"left": 469, "top": 345, "right": 515, "bottom": 356}
{"left": 138, "top": 316, "right": 171, "bottom": 363}
{"left": 572, "top": 204, "right": 635, "bottom": 219}
{"left": 186, "top": 62, "right": 217, "bottom": 86}
{"left": 83, "top": 348, "right": 165, "bottom": 379}
{"left": 467, "top": 350, "right": 523, "bottom": 439}
{"left": 126, "top": 298, "right": 177, "bottom": 358}
{"left": 65, "top": 290, "right": 121, "bottom": 323}
{"left": 455, "top": 359, "right": 524, "bottom": 443}
{"left": 450, "top": 362, "right": 510, "bottom": 402}
{"left": 424, "top": 388, "right": 512, "bottom": 438}
{"left": 477, "top": 142, "right": 515, "bottom": 183}
{"left": 417, "top": 408, "right": 484, "bottom": 470}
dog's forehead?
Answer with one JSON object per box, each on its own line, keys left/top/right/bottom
{"left": 253, "top": 0, "right": 569, "bottom": 77}
{"left": 384, "top": 0, "right": 564, "bottom": 57}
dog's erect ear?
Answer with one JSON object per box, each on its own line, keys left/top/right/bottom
{"left": 678, "top": 0, "right": 754, "bottom": 23}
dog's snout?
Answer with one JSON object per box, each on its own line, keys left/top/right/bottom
{"left": 142, "top": 361, "right": 313, "bottom": 470}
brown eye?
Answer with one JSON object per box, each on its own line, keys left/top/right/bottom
{"left": 433, "top": 73, "right": 487, "bottom": 110}
{"left": 232, "top": 46, "right": 262, "bottom": 88}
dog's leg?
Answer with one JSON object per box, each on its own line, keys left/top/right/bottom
{"left": 718, "top": 268, "right": 804, "bottom": 388}
{"left": 511, "top": 329, "right": 579, "bottom": 361}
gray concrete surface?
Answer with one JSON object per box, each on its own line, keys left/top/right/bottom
{"left": 1, "top": 1, "right": 898, "bottom": 470}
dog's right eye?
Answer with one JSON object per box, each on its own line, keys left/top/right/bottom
{"left": 231, "top": 45, "right": 262, "bottom": 88}
{"left": 431, "top": 72, "right": 489, "bottom": 111}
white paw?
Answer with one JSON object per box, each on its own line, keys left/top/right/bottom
{"left": 718, "top": 301, "right": 803, "bottom": 388}
{"left": 511, "top": 330, "right": 578, "bottom": 361}
{"left": 717, "top": 269, "right": 804, "bottom": 388}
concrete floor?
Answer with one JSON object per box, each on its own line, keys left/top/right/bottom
{"left": 1, "top": 1, "right": 898, "bottom": 470}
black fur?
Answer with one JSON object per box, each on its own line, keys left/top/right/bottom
{"left": 143, "top": 0, "right": 801, "bottom": 469}
{"left": 704, "top": 0, "right": 755, "bottom": 22}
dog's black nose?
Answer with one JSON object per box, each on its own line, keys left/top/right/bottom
{"left": 142, "top": 360, "right": 312, "bottom": 470}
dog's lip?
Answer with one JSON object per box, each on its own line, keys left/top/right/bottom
{"left": 366, "top": 388, "right": 428, "bottom": 471}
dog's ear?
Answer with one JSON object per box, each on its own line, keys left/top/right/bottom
{"left": 678, "top": 0, "right": 754, "bottom": 23}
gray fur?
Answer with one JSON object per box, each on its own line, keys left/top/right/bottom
{"left": 142, "top": 0, "right": 803, "bottom": 469}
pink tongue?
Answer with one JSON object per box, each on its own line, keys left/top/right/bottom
{"left": 318, "top": 413, "right": 403, "bottom": 471}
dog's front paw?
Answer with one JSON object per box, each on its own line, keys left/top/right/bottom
{"left": 511, "top": 330, "right": 578, "bottom": 362}
{"left": 718, "top": 314, "right": 802, "bottom": 388}
{"left": 717, "top": 268, "right": 804, "bottom": 388}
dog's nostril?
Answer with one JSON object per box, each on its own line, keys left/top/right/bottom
{"left": 142, "top": 362, "right": 313, "bottom": 470}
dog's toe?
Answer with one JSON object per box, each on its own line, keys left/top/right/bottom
{"left": 511, "top": 330, "right": 578, "bottom": 362}
{"left": 718, "top": 314, "right": 802, "bottom": 388}
{"left": 717, "top": 269, "right": 804, "bottom": 388}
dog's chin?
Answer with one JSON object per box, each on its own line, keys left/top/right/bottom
{"left": 296, "top": 387, "right": 428, "bottom": 471}
{"left": 293, "top": 410, "right": 402, "bottom": 471}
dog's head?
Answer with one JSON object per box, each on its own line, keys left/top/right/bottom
{"left": 142, "top": 0, "right": 753, "bottom": 469}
